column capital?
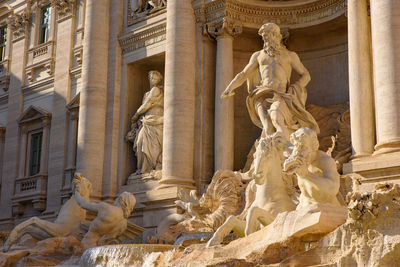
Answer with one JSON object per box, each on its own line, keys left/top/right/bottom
{"left": 207, "top": 18, "right": 242, "bottom": 39}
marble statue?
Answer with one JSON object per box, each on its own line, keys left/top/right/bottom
{"left": 74, "top": 191, "right": 136, "bottom": 249}
{"left": 3, "top": 173, "right": 92, "bottom": 252}
{"left": 221, "top": 23, "right": 319, "bottom": 141}
{"left": 126, "top": 70, "right": 164, "bottom": 175}
{"left": 207, "top": 134, "right": 296, "bottom": 247}
{"left": 283, "top": 127, "right": 341, "bottom": 209}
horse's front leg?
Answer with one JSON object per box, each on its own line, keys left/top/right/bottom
{"left": 206, "top": 215, "right": 245, "bottom": 247}
{"left": 3, "top": 217, "right": 64, "bottom": 252}
{"left": 245, "top": 207, "right": 275, "bottom": 236}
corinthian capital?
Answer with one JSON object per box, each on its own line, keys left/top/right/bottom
{"left": 207, "top": 18, "right": 242, "bottom": 39}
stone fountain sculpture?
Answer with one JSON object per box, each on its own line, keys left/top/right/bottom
{"left": 221, "top": 22, "right": 319, "bottom": 140}
{"left": 283, "top": 127, "right": 342, "bottom": 209}
{"left": 157, "top": 170, "right": 246, "bottom": 243}
{"left": 2, "top": 173, "right": 92, "bottom": 252}
{"left": 126, "top": 70, "right": 164, "bottom": 178}
{"left": 76, "top": 23, "right": 350, "bottom": 267}
{"left": 75, "top": 191, "right": 137, "bottom": 250}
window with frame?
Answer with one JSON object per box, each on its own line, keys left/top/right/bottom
{"left": 29, "top": 131, "right": 42, "bottom": 176}
{"left": 0, "top": 25, "right": 6, "bottom": 61}
{"left": 39, "top": 5, "right": 51, "bottom": 44}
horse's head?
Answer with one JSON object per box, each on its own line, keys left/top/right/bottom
{"left": 253, "top": 133, "right": 287, "bottom": 185}
{"left": 72, "top": 173, "right": 92, "bottom": 199}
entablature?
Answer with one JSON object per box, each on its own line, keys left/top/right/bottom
{"left": 193, "top": 0, "right": 346, "bottom": 30}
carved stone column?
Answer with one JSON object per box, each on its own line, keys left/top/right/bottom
{"left": 208, "top": 18, "right": 242, "bottom": 171}
{"left": 370, "top": 0, "right": 400, "bottom": 154}
{"left": 159, "top": 0, "right": 196, "bottom": 188}
{"left": 347, "top": 0, "right": 375, "bottom": 158}
{"left": 76, "top": 0, "right": 110, "bottom": 198}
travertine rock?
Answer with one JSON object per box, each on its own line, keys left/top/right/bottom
{"left": 152, "top": 204, "right": 346, "bottom": 266}
{"left": 280, "top": 183, "right": 400, "bottom": 267}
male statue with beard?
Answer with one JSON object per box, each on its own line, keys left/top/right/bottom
{"left": 221, "top": 23, "right": 319, "bottom": 141}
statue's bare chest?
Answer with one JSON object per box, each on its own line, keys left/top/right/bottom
{"left": 258, "top": 50, "right": 290, "bottom": 69}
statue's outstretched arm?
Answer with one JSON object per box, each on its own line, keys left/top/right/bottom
{"left": 221, "top": 51, "right": 260, "bottom": 98}
{"left": 289, "top": 51, "right": 310, "bottom": 88}
{"left": 75, "top": 192, "right": 99, "bottom": 213}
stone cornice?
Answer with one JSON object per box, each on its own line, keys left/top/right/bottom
{"left": 194, "top": 0, "right": 346, "bottom": 29}
{"left": 119, "top": 23, "right": 166, "bottom": 55}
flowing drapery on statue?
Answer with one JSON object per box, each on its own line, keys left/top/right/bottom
{"left": 134, "top": 114, "right": 163, "bottom": 173}
{"left": 127, "top": 70, "right": 164, "bottom": 175}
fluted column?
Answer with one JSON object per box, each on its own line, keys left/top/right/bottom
{"left": 347, "top": 0, "right": 375, "bottom": 158}
{"left": 370, "top": 0, "right": 400, "bottom": 154}
{"left": 76, "top": 0, "right": 110, "bottom": 198}
{"left": 208, "top": 18, "right": 242, "bottom": 170}
{"left": 159, "top": 0, "right": 196, "bottom": 187}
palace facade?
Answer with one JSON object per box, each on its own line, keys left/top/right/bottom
{"left": 0, "top": 0, "right": 398, "bottom": 241}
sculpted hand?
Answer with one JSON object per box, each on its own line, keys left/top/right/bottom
{"left": 221, "top": 87, "right": 235, "bottom": 99}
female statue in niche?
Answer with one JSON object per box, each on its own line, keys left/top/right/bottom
{"left": 126, "top": 70, "right": 164, "bottom": 175}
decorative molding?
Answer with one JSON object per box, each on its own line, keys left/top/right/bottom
{"left": 194, "top": 0, "right": 346, "bottom": 30}
{"left": 119, "top": 23, "right": 166, "bottom": 55}
{"left": 26, "top": 41, "right": 55, "bottom": 85}
{"left": 207, "top": 17, "right": 242, "bottom": 39}
{"left": 7, "top": 10, "right": 31, "bottom": 41}
{"left": 17, "top": 105, "right": 52, "bottom": 125}
{"left": 53, "top": 0, "right": 76, "bottom": 21}
{"left": 73, "top": 45, "right": 83, "bottom": 66}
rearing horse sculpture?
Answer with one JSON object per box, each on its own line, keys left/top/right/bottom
{"left": 3, "top": 173, "right": 92, "bottom": 252}
{"left": 207, "top": 134, "right": 296, "bottom": 247}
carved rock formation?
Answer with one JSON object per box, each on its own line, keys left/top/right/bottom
{"left": 280, "top": 183, "right": 400, "bottom": 267}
